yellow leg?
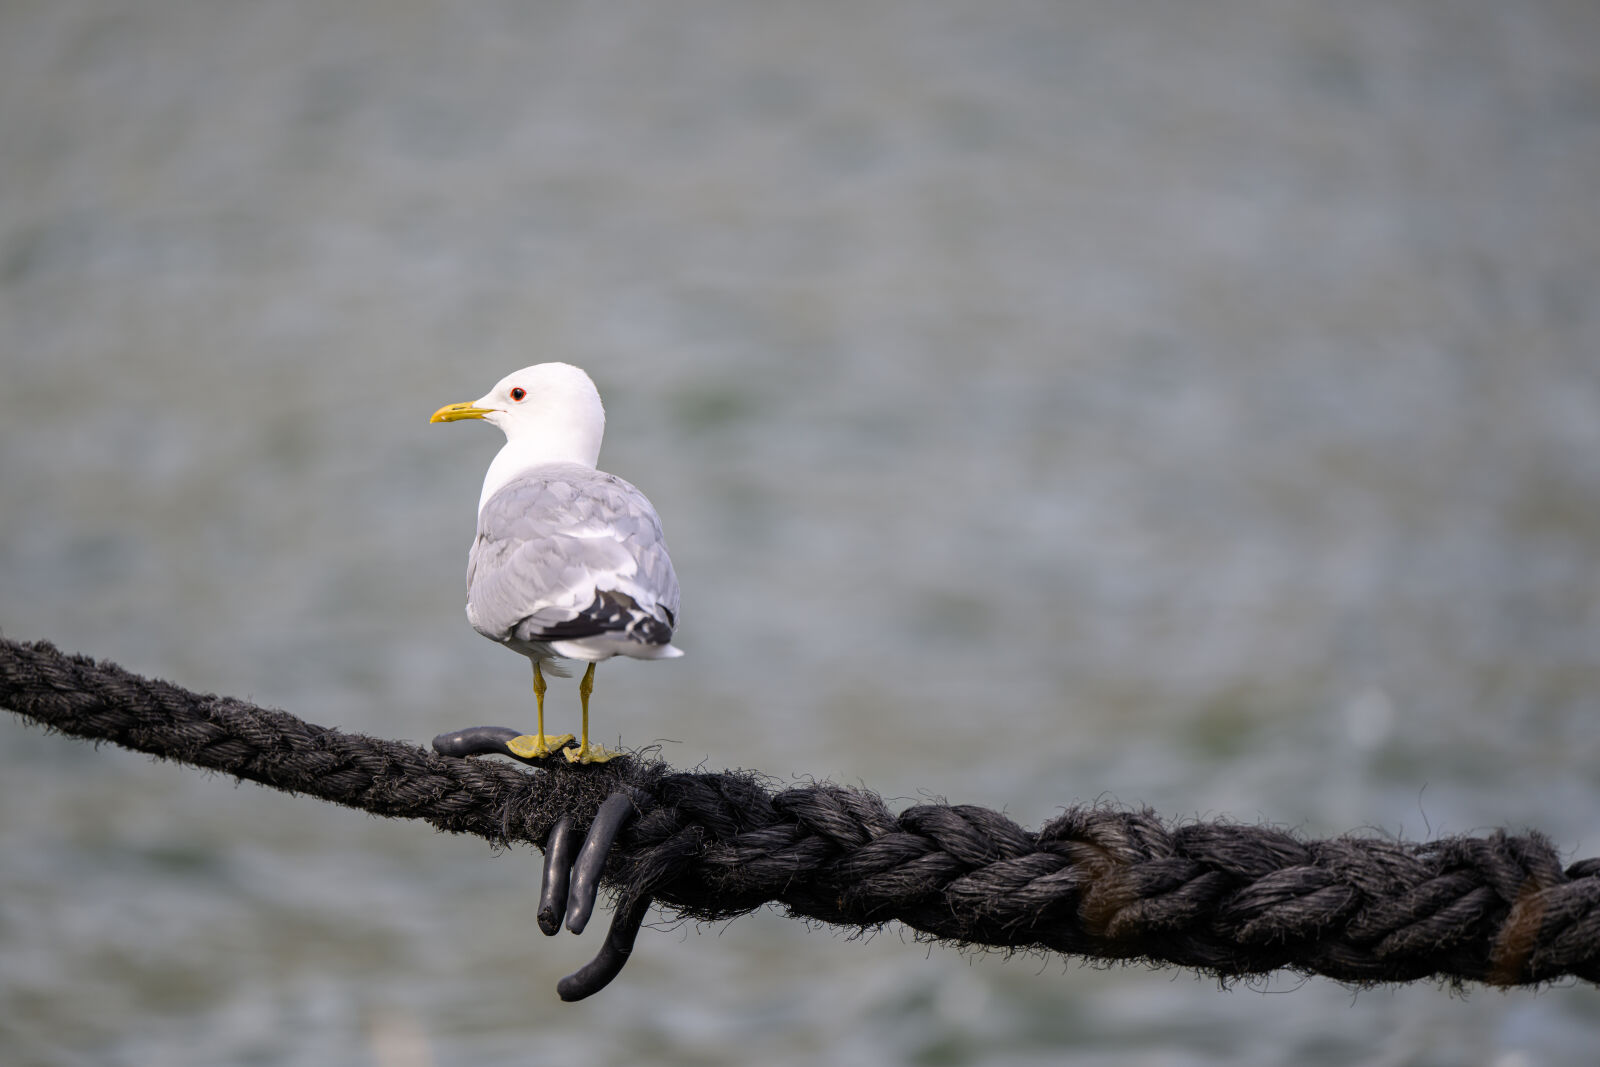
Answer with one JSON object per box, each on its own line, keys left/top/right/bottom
{"left": 506, "top": 661, "right": 574, "bottom": 759}
{"left": 565, "top": 662, "right": 618, "bottom": 763}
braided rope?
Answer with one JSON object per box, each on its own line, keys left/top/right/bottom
{"left": 3, "top": 636, "right": 1597, "bottom": 987}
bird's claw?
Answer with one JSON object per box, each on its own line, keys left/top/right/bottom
{"left": 431, "top": 726, "right": 648, "bottom": 1000}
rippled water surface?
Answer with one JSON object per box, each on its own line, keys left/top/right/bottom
{"left": 3, "top": 2, "right": 1599, "bottom": 1064}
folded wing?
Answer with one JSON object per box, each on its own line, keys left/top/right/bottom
{"left": 467, "top": 464, "right": 680, "bottom": 652}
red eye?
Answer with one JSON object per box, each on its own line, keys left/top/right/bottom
{"left": 510, "top": 387, "right": 526, "bottom": 401}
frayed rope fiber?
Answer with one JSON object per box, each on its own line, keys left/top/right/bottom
{"left": 4, "top": 637, "right": 1598, "bottom": 988}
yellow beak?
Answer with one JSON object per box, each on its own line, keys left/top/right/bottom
{"left": 430, "top": 402, "right": 494, "bottom": 424}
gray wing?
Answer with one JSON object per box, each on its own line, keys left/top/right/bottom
{"left": 466, "top": 464, "right": 680, "bottom": 647}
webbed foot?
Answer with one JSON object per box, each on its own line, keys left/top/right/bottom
{"left": 507, "top": 733, "right": 576, "bottom": 759}
{"left": 564, "top": 740, "right": 620, "bottom": 764}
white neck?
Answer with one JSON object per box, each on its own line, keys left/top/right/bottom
{"left": 478, "top": 432, "right": 600, "bottom": 513}
{"left": 473, "top": 396, "right": 604, "bottom": 518}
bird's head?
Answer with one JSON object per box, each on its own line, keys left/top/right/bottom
{"left": 431, "top": 362, "right": 606, "bottom": 467}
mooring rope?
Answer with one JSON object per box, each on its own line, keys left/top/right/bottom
{"left": 3, "top": 636, "right": 1597, "bottom": 989}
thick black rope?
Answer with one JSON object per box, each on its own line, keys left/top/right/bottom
{"left": 4, "top": 636, "right": 1598, "bottom": 989}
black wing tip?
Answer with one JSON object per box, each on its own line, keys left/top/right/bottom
{"left": 529, "top": 590, "right": 676, "bottom": 645}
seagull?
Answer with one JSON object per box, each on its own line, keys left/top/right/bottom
{"left": 430, "top": 363, "right": 682, "bottom": 763}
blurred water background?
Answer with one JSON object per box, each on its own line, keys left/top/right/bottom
{"left": 3, "top": 1, "right": 1599, "bottom": 1064}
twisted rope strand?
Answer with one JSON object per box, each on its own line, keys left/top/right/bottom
{"left": 3, "top": 637, "right": 1597, "bottom": 988}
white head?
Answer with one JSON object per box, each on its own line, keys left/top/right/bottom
{"left": 431, "top": 363, "right": 607, "bottom": 508}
